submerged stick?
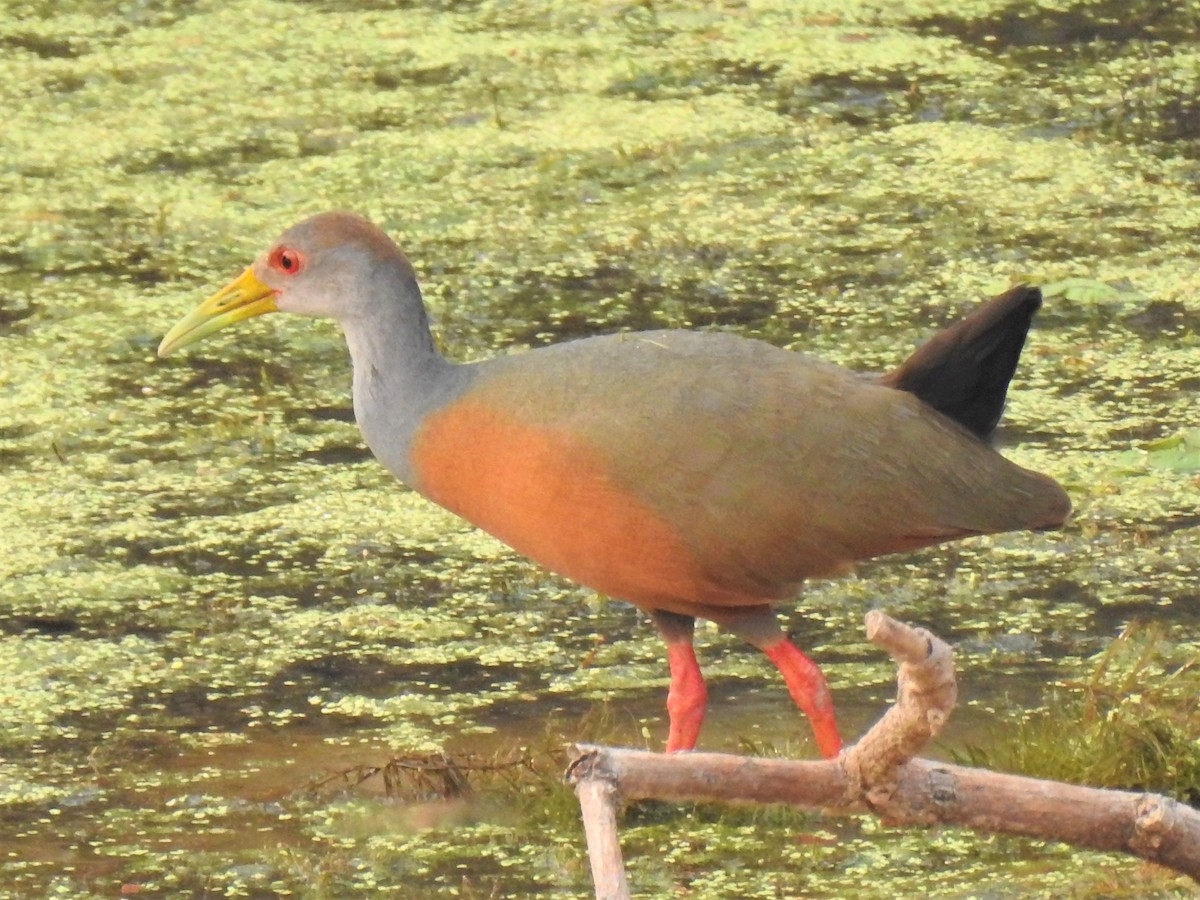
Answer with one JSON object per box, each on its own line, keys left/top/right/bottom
{"left": 567, "top": 750, "right": 631, "bottom": 900}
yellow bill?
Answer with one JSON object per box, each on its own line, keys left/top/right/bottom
{"left": 157, "top": 266, "right": 277, "bottom": 357}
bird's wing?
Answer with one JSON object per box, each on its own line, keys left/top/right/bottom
{"left": 411, "top": 330, "right": 1067, "bottom": 607}
{"left": 510, "top": 332, "right": 1063, "bottom": 590}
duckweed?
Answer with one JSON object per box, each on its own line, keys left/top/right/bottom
{"left": 1, "top": 0, "right": 1197, "bottom": 896}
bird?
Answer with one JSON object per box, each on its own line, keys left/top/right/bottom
{"left": 158, "top": 212, "right": 1071, "bottom": 759}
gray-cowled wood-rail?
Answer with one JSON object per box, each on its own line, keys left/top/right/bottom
{"left": 158, "top": 212, "right": 1070, "bottom": 758}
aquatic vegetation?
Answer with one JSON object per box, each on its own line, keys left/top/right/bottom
{"left": 0, "top": 0, "right": 1197, "bottom": 895}
{"left": 959, "top": 622, "right": 1200, "bottom": 803}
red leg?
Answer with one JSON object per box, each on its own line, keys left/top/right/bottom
{"left": 651, "top": 610, "right": 707, "bottom": 752}
{"left": 664, "top": 642, "right": 707, "bottom": 752}
{"left": 763, "top": 638, "right": 843, "bottom": 758}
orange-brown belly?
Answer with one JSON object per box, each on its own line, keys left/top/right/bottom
{"left": 409, "top": 399, "right": 751, "bottom": 611}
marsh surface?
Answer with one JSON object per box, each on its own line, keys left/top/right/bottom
{"left": 1, "top": 0, "right": 1198, "bottom": 896}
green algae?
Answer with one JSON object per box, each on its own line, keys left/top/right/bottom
{"left": 1, "top": 0, "right": 1198, "bottom": 896}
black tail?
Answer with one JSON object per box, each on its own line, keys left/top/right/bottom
{"left": 881, "top": 285, "right": 1042, "bottom": 441}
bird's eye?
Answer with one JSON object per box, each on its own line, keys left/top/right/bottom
{"left": 269, "top": 246, "right": 304, "bottom": 275}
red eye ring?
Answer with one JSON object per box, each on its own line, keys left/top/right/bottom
{"left": 269, "top": 246, "right": 304, "bottom": 275}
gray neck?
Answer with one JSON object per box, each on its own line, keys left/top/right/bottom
{"left": 340, "top": 296, "right": 472, "bottom": 487}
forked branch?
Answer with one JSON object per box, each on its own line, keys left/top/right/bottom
{"left": 565, "top": 612, "right": 1200, "bottom": 899}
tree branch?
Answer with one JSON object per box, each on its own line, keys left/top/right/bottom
{"left": 565, "top": 612, "right": 1200, "bottom": 896}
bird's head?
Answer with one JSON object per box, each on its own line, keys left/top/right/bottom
{"left": 158, "top": 212, "right": 419, "bottom": 356}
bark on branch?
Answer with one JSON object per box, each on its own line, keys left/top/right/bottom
{"left": 565, "top": 612, "right": 1200, "bottom": 898}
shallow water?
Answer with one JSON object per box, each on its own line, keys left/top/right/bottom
{"left": 1, "top": 0, "right": 1198, "bottom": 896}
